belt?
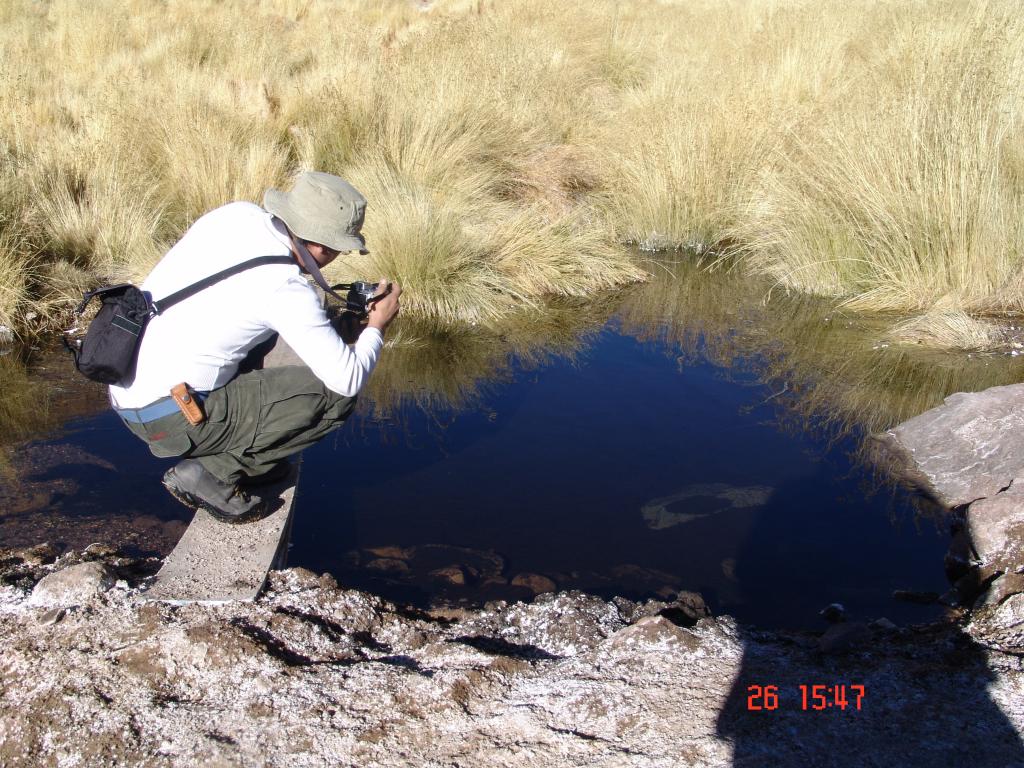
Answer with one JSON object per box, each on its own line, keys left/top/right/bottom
{"left": 114, "top": 391, "right": 208, "bottom": 424}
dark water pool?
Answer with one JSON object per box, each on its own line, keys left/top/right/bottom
{"left": 10, "top": 266, "right": 1005, "bottom": 631}
{"left": 285, "top": 321, "right": 949, "bottom": 629}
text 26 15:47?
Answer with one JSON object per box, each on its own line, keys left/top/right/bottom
{"left": 747, "top": 684, "right": 866, "bottom": 711}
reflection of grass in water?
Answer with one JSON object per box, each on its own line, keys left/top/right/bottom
{"left": 0, "top": 353, "right": 55, "bottom": 481}
{"left": 616, "top": 256, "right": 1024, "bottom": 440}
{"left": 4, "top": 249, "right": 1020, "bottom": 486}
{"left": 0, "top": 353, "right": 52, "bottom": 440}
{"left": 346, "top": 252, "right": 1024, "bottom": 445}
{"left": 360, "top": 299, "right": 614, "bottom": 417}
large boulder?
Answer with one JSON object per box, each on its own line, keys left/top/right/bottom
{"left": 874, "top": 383, "right": 1024, "bottom": 507}
{"left": 874, "top": 384, "right": 1024, "bottom": 617}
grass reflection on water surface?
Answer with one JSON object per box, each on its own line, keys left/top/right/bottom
{"left": 323, "top": 252, "right": 1024, "bottom": 460}
{"left": 2, "top": 256, "right": 1022, "bottom": 474}
{"left": 616, "top": 257, "right": 1024, "bottom": 441}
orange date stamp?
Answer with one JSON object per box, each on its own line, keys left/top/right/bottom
{"left": 747, "top": 684, "right": 866, "bottom": 711}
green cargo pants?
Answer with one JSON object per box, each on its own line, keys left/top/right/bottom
{"left": 121, "top": 366, "right": 356, "bottom": 483}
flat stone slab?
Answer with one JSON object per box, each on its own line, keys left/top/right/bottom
{"left": 874, "top": 383, "right": 1024, "bottom": 508}
{"left": 145, "top": 459, "right": 300, "bottom": 605}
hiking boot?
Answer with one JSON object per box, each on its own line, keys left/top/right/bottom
{"left": 238, "top": 460, "right": 293, "bottom": 488}
{"left": 162, "top": 459, "right": 271, "bottom": 523}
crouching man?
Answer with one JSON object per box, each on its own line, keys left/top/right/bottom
{"left": 108, "top": 172, "right": 401, "bottom": 522}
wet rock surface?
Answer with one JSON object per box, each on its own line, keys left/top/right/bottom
{"left": 1, "top": 551, "right": 1022, "bottom": 767}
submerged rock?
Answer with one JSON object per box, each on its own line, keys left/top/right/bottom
{"left": 819, "top": 602, "right": 846, "bottom": 622}
{"left": 355, "top": 544, "right": 506, "bottom": 590}
{"left": 430, "top": 565, "right": 470, "bottom": 585}
{"left": 510, "top": 572, "right": 556, "bottom": 595}
{"left": 364, "top": 557, "right": 410, "bottom": 574}
{"left": 870, "top": 617, "right": 898, "bottom": 631}
{"left": 364, "top": 545, "right": 414, "bottom": 560}
{"left": 641, "top": 483, "right": 772, "bottom": 529}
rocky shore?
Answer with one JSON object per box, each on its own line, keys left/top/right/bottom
{"left": 1, "top": 543, "right": 1022, "bottom": 767}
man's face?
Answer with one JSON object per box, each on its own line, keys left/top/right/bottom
{"left": 305, "top": 242, "right": 340, "bottom": 268}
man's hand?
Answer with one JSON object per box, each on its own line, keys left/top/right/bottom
{"left": 367, "top": 278, "right": 401, "bottom": 333}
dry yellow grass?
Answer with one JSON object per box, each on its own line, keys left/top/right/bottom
{"left": 724, "top": 0, "right": 1024, "bottom": 316}
{"left": 0, "top": 0, "right": 1021, "bottom": 340}
{"left": 886, "top": 309, "right": 1002, "bottom": 351}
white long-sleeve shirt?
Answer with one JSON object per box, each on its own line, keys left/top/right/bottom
{"left": 109, "top": 202, "right": 383, "bottom": 409}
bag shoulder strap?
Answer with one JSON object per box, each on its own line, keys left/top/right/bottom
{"left": 74, "top": 283, "right": 134, "bottom": 315}
{"left": 150, "top": 255, "right": 295, "bottom": 315}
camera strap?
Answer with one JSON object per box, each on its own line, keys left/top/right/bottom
{"left": 288, "top": 234, "right": 349, "bottom": 304}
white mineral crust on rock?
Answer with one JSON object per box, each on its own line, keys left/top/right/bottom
{"left": 28, "top": 561, "right": 114, "bottom": 607}
{"left": 1, "top": 559, "right": 1022, "bottom": 767}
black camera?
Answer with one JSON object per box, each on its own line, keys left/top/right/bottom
{"left": 333, "top": 281, "right": 391, "bottom": 317}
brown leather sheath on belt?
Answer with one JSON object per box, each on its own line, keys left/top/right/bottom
{"left": 170, "top": 383, "right": 206, "bottom": 426}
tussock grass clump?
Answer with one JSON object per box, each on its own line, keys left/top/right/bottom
{"left": 0, "top": 0, "right": 648, "bottom": 333}
{"left": 733, "top": 1, "right": 1024, "bottom": 314}
{"left": 337, "top": 163, "right": 518, "bottom": 324}
{"left": 1, "top": 0, "right": 1023, "bottom": 341}
{"left": 887, "top": 310, "right": 1002, "bottom": 351}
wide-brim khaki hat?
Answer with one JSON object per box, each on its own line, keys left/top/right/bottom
{"left": 263, "top": 172, "right": 369, "bottom": 254}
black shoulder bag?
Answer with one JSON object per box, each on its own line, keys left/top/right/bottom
{"left": 64, "top": 255, "right": 294, "bottom": 387}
